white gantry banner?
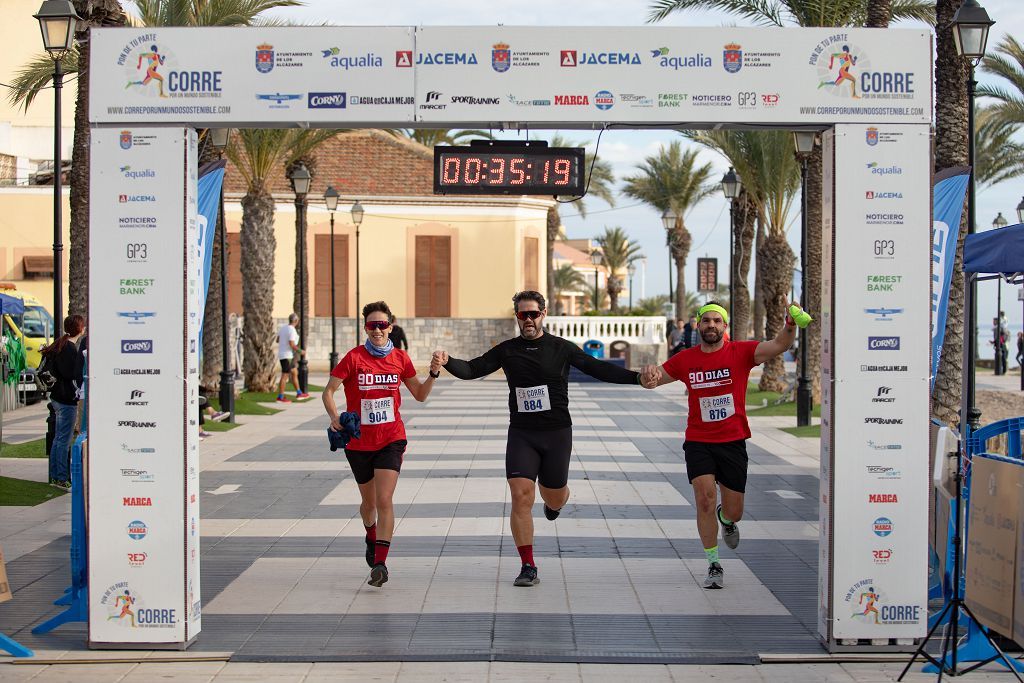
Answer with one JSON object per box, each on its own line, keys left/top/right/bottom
{"left": 89, "top": 26, "right": 931, "bottom": 127}
{"left": 819, "top": 124, "right": 931, "bottom": 644}
{"left": 88, "top": 127, "right": 201, "bottom": 646}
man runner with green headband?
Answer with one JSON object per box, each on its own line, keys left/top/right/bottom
{"left": 643, "top": 301, "right": 811, "bottom": 589}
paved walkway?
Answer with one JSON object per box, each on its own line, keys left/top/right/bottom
{"left": 1, "top": 377, "right": 1018, "bottom": 680}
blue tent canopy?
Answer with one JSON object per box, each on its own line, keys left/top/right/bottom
{"left": 963, "top": 223, "right": 1024, "bottom": 276}
{"left": 0, "top": 292, "right": 24, "bottom": 316}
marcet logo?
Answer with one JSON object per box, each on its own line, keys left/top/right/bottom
{"left": 650, "top": 47, "right": 711, "bottom": 70}
{"left": 868, "top": 336, "right": 900, "bottom": 350}
{"left": 872, "top": 386, "right": 895, "bottom": 403}
{"left": 308, "top": 92, "right": 346, "bottom": 109}
{"left": 121, "top": 339, "right": 153, "bottom": 354}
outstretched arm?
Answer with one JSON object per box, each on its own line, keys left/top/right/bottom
{"left": 437, "top": 346, "right": 502, "bottom": 380}
{"left": 753, "top": 305, "right": 800, "bottom": 365}
{"left": 403, "top": 353, "right": 443, "bottom": 402}
{"left": 568, "top": 347, "right": 643, "bottom": 385}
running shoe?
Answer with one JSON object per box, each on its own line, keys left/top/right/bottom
{"left": 513, "top": 564, "right": 539, "bottom": 587}
{"left": 210, "top": 410, "right": 229, "bottom": 422}
{"left": 275, "top": 395, "right": 291, "bottom": 403}
{"left": 365, "top": 536, "right": 375, "bottom": 568}
{"left": 368, "top": 563, "right": 389, "bottom": 588}
{"left": 718, "top": 504, "right": 740, "bottom": 550}
{"left": 543, "top": 503, "right": 561, "bottom": 521}
{"left": 295, "top": 392, "right": 311, "bottom": 400}
{"left": 703, "top": 562, "right": 725, "bottom": 589}
{"left": 49, "top": 479, "right": 71, "bottom": 491}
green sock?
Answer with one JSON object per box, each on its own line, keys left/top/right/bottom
{"left": 704, "top": 546, "right": 720, "bottom": 564}
{"left": 717, "top": 508, "right": 733, "bottom": 526}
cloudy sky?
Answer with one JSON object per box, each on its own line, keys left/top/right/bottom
{"left": 187, "top": 0, "right": 1024, "bottom": 342}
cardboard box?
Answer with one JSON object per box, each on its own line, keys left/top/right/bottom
{"left": 0, "top": 545, "right": 11, "bottom": 603}
{"left": 965, "top": 456, "right": 1022, "bottom": 637}
{"left": 1015, "top": 463, "right": 1024, "bottom": 646}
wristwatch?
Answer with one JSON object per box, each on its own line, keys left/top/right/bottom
{"left": 429, "top": 369, "right": 440, "bottom": 378}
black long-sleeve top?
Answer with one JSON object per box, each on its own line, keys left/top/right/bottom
{"left": 47, "top": 340, "right": 84, "bottom": 406}
{"left": 443, "top": 333, "right": 640, "bottom": 430}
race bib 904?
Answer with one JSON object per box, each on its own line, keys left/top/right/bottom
{"left": 699, "top": 394, "right": 735, "bottom": 422}
{"left": 361, "top": 397, "right": 395, "bottom": 425}
{"left": 515, "top": 385, "right": 550, "bottom": 413}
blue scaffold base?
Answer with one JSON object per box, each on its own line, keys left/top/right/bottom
{"left": 0, "top": 632, "right": 33, "bottom": 657}
{"left": 31, "top": 432, "right": 88, "bottom": 635}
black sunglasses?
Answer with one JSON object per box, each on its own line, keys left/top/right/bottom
{"left": 515, "top": 310, "right": 543, "bottom": 321}
{"left": 364, "top": 320, "right": 391, "bottom": 331}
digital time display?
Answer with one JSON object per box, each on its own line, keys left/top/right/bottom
{"left": 433, "top": 144, "right": 585, "bottom": 196}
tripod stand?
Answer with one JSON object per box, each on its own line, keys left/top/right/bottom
{"left": 899, "top": 272, "right": 1023, "bottom": 681}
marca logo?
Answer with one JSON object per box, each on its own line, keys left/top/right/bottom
{"left": 117, "top": 310, "right": 155, "bottom": 323}
{"left": 119, "top": 216, "right": 158, "bottom": 229}
{"left": 395, "top": 50, "right": 412, "bottom": 67}
{"left": 121, "top": 339, "right": 153, "bottom": 354}
{"left": 321, "top": 47, "right": 383, "bottom": 69}
{"left": 865, "top": 191, "right": 903, "bottom": 199}
{"left": 308, "top": 92, "right": 346, "bottom": 109}
{"left": 650, "top": 47, "right": 711, "bottom": 69}
{"left": 123, "top": 496, "right": 152, "bottom": 506}
{"left": 127, "top": 520, "right": 148, "bottom": 540}
{"left": 562, "top": 51, "right": 641, "bottom": 66}
{"left": 867, "top": 439, "right": 902, "bottom": 450}
{"left": 119, "top": 165, "right": 156, "bottom": 180}
{"left": 866, "top": 162, "right": 902, "bottom": 175}
{"left": 868, "top": 493, "right": 898, "bottom": 503}
{"left": 866, "top": 274, "right": 901, "bottom": 292}
{"left": 594, "top": 90, "right": 615, "bottom": 110}
{"left": 723, "top": 43, "right": 742, "bottom": 72}
{"left": 119, "top": 420, "right": 156, "bottom": 428}
{"left": 864, "top": 307, "right": 903, "bottom": 321}
{"left": 416, "top": 51, "right": 478, "bottom": 65}
{"left": 119, "top": 278, "right": 155, "bottom": 295}
{"left": 868, "top": 336, "right": 900, "bottom": 350}
{"left": 873, "top": 517, "right": 893, "bottom": 536}
{"left": 554, "top": 95, "right": 589, "bottom": 105}
{"left": 128, "top": 552, "right": 148, "bottom": 567}
{"left": 872, "top": 386, "right": 895, "bottom": 403}
{"left": 865, "top": 417, "right": 903, "bottom": 424}
{"left": 872, "top": 549, "right": 893, "bottom": 564}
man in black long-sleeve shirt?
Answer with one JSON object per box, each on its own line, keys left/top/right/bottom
{"left": 434, "top": 291, "right": 657, "bottom": 587}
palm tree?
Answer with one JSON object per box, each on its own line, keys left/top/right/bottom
{"left": 550, "top": 263, "right": 588, "bottom": 315}
{"left": 546, "top": 134, "right": 616, "bottom": 310}
{"left": 634, "top": 294, "right": 670, "bottom": 316}
{"left": 226, "top": 128, "right": 336, "bottom": 392}
{"left": 594, "top": 227, "right": 644, "bottom": 311}
{"left": 622, "top": 142, "right": 716, "bottom": 320}
{"left": 978, "top": 35, "right": 1024, "bottom": 126}
{"left": 975, "top": 107, "right": 1024, "bottom": 189}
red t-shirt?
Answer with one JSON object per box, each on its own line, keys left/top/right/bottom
{"left": 662, "top": 340, "right": 760, "bottom": 443}
{"left": 330, "top": 346, "right": 417, "bottom": 451}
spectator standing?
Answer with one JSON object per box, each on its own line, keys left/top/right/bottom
{"left": 389, "top": 316, "right": 409, "bottom": 351}
{"left": 42, "top": 314, "right": 86, "bottom": 490}
{"left": 277, "top": 313, "right": 308, "bottom": 402}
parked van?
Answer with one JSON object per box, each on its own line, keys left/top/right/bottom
{"left": 0, "top": 283, "right": 55, "bottom": 369}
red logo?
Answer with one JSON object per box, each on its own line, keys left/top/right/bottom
{"left": 760, "top": 93, "right": 780, "bottom": 106}
{"left": 123, "top": 496, "right": 152, "bottom": 506}
{"left": 869, "top": 493, "right": 898, "bottom": 503}
{"left": 395, "top": 50, "right": 412, "bottom": 67}
{"left": 872, "top": 549, "right": 893, "bottom": 563}
{"left": 128, "top": 552, "right": 147, "bottom": 566}
{"left": 560, "top": 50, "right": 577, "bottom": 67}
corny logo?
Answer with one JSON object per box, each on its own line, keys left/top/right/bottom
{"left": 118, "top": 35, "right": 222, "bottom": 99}
{"left": 308, "top": 92, "right": 346, "bottom": 109}
{"left": 121, "top": 339, "right": 153, "bottom": 354}
{"left": 868, "top": 336, "right": 900, "bottom": 350}
{"left": 810, "top": 36, "right": 915, "bottom": 101}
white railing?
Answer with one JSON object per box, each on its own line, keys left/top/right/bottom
{"left": 544, "top": 316, "right": 666, "bottom": 345}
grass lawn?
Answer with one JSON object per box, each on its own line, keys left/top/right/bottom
{"left": 781, "top": 424, "right": 822, "bottom": 438}
{"left": 201, "top": 420, "right": 240, "bottom": 433}
{"left": 747, "top": 401, "right": 821, "bottom": 417}
{"left": 0, "top": 438, "right": 46, "bottom": 458}
{"left": 0, "top": 475, "right": 66, "bottom": 506}
{"left": 208, "top": 384, "right": 322, "bottom": 416}
{"left": 745, "top": 383, "right": 782, "bottom": 408}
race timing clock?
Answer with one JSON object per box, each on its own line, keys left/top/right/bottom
{"left": 433, "top": 141, "right": 585, "bottom": 196}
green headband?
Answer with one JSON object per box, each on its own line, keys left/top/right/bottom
{"left": 698, "top": 304, "right": 729, "bottom": 324}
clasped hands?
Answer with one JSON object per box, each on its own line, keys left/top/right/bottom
{"left": 430, "top": 350, "right": 448, "bottom": 376}
{"left": 639, "top": 365, "right": 662, "bottom": 389}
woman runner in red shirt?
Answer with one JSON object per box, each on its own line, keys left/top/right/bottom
{"left": 321, "top": 301, "right": 443, "bottom": 588}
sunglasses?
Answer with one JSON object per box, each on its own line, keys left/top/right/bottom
{"left": 364, "top": 320, "right": 391, "bottom": 331}
{"left": 515, "top": 310, "right": 543, "bottom": 321}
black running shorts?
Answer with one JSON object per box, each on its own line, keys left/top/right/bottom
{"left": 505, "top": 426, "right": 573, "bottom": 489}
{"left": 345, "top": 439, "right": 407, "bottom": 485}
{"left": 683, "top": 439, "right": 749, "bottom": 493}
{"left": 279, "top": 358, "right": 294, "bottom": 373}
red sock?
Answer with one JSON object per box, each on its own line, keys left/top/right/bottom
{"left": 374, "top": 539, "right": 390, "bottom": 565}
{"left": 517, "top": 544, "right": 535, "bottom": 567}
{"left": 365, "top": 523, "right": 376, "bottom": 543}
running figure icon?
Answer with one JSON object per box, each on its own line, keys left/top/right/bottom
{"left": 108, "top": 589, "right": 136, "bottom": 627}
{"left": 818, "top": 44, "right": 859, "bottom": 98}
{"left": 855, "top": 587, "right": 881, "bottom": 624}
{"left": 127, "top": 45, "right": 168, "bottom": 98}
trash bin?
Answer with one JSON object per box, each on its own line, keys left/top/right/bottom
{"left": 583, "top": 340, "right": 604, "bottom": 358}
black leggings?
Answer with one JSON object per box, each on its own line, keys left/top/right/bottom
{"left": 505, "top": 426, "right": 573, "bottom": 488}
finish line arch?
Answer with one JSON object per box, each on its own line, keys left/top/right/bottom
{"left": 85, "top": 24, "right": 933, "bottom": 654}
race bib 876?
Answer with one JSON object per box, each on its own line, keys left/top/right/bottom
{"left": 699, "top": 394, "right": 735, "bottom": 422}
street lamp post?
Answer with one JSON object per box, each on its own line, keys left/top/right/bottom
{"left": 324, "top": 186, "right": 340, "bottom": 368}
{"left": 661, "top": 210, "right": 677, "bottom": 310}
{"left": 793, "top": 132, "right": 816, "bottom": 427}
{"left": 953, "top": 0, "right": 995, "bottom": 429}
{"left": 288, "top": 163, "right": 311, "bottom": 394}
{"left": 992, "top": 212, "right": 1009, "bottom": 375}
{"left": 720, "top": 167, "right": 742, "bottom": 327}
{"left": 590, "top": 249, "right": 603, "bottom": 312}
{"left": 351, "top": 200, "right": 365, "bottom": 345}
{"left": 1018, "top": 197, "right": 1024, "bottom": 391}
{"left": 35, "top": 0, "right": 80, "bottom": 324}
{"left": 210, "top": 128, "right": 234, "bottom": 422}
{"left": 627, "top": 262, "right": 636, "bottom": 311}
